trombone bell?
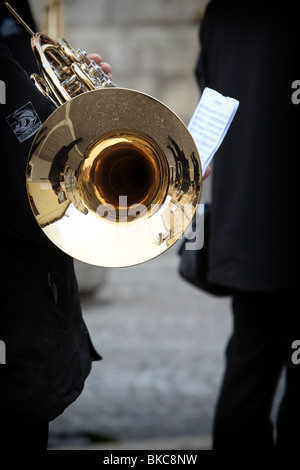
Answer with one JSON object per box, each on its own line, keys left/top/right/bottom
{"left": 27, "top": 88, "right": 202, "bottom": 267}
{"left": 78, "top": 130, "right": 169, "bottom": 223}
{"left": 4, "top": 2, "right": 202, "bottom": 268}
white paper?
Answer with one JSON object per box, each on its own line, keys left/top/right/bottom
{"left": 188, "top": 87, "right": 239, "bottom": 175}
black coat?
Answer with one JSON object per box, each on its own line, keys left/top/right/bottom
{"left": 0, "top": 44, "right": 100, "bottom": 424}
{"left": 196, "top": 1, "right": 299, "bottom": 292}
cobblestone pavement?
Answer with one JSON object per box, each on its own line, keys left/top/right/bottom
{"left": 48, "top": 247, "right": 232, "bottom": 449}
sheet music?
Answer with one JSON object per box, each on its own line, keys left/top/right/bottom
{"left": 188, "top": 87, "right": 239, "bottom": 175}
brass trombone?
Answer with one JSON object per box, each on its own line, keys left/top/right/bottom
{"left": 4, "top": 1, "right": 202, "bottom": 267}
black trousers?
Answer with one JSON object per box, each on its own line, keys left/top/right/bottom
{"left": 0, "top": 421, "right": 49, "bottom": 452}
{"left": 212, "top": 291, "right": 299, "bottom": 450}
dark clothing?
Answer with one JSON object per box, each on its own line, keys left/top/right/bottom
{"left": 213, "top": 291, "right": 299, "bottom": 450}
{"left": 196, "top": 1, "right": 300, "bottom": 450}
{"left": 0, "top": 44, "right": 100, "bottom": 432}
{"left": 196, "top": 1, "right": 299, "bottom": 292}
{"left": 1, "top": 421, "right": 49, "bottom": 451}
{"left": 0, "top": 0, "right": 39, "bottom": 75}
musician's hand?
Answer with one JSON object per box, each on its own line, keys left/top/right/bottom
{"left": 87, "top": 53, "right": 112, "bottom": 80}
{"left": 203, "top": 167, "right": 211, "bottom": 180}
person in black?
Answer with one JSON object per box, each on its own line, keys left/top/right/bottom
{"left": 195, "top": 1, "right": 299, "bottom": 450}
{"left": 0, "top": 42, "right": 103, "bottom": 451}
{"left": 0, "top": 2, "right": 112, "bottom": 451}
{"left": 0, "top": 0, "right": 39, "bottom": 74}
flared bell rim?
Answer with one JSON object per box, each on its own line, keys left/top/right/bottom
{"left": 26, "top": 87, "right": 202, "bottom": 267}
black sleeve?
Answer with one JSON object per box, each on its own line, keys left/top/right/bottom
{"left": 194, "top": 23, "right": 208, "bottom": 93}
{"left": 0, "top": 0, "right": 39, "bottom": 75}
{"left": 0, "top": 44, "right": 56, "bottom": 241}
{"left": 194, "top": 0, "right": 216, "bottom": 93}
